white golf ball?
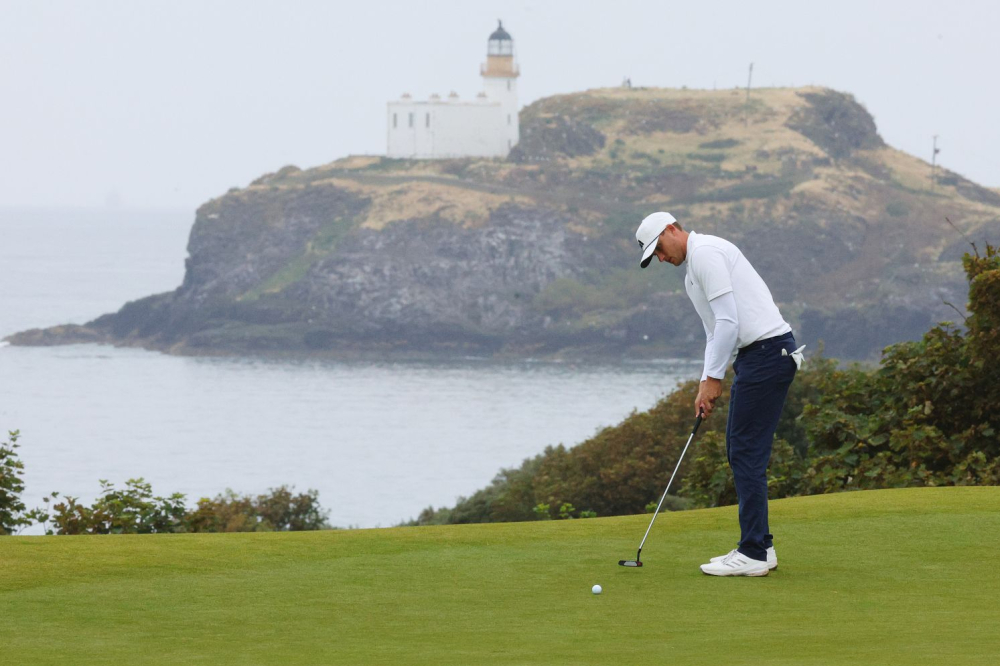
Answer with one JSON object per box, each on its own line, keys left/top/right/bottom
{"left": 592, "top": 584, "right": 602, "bottom": 595}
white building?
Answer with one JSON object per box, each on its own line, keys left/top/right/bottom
{"left": 387, "top": 21, "right": 520, "bottom": 159}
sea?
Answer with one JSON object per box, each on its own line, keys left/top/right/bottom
{"left": 0, "top": 208, "right": 699, "bottom": 532}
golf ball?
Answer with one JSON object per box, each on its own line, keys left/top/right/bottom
{"left": 592, "top": 584, "right": 602, "bottom": 595}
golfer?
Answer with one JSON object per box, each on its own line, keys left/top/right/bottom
{"left": 635, "top": 211, "right": 804, "bottom": 577}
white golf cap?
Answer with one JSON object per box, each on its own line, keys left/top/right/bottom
{"left": 636, "top": 211, "right": 676, "bottom": 268}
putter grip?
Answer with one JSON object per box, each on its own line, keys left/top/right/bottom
{"left": 692, "top": 413, "right": 703, "bottom": 435}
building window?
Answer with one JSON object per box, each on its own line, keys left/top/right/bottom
{"left": 426, "top": 113, "right": 430, "bottom": 128}
{"left": 507, "top": 114, "right": 511, "bottom": 126}
{"left": 408, "top": 112, "right": 414, "bottom": 128}
{"left": 393, "top": 113, "right": 397, "bottom": 128}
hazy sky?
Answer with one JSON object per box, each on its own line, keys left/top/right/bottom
{"left": 2, "top": 0, "right": 998, "bottom": 209}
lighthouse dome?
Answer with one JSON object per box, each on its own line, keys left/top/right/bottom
{"left": 487, "top": 20, "right": 513, "bottom": 56}
{"left": 489, "top": 21, "right": 511, "bottom": 42}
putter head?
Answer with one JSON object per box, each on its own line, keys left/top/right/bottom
{"left": 618, "top": 559, "right": 642, "bottom": 567}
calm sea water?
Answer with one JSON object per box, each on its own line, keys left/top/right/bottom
{"left": 0, "top": 208, "right": 699, "bottom": 531}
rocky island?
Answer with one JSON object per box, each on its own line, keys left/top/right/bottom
{"left": 9, "top": 86, "right": 1000, "bottom": 360}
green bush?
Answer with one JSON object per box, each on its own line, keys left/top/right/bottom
{"left": 2, "top": 429, "right": 334, "bottom": 535}
{"left": 0, "top": 431, "right": 43, "bottom": 535}
{"left": 37, "top": 479, "right": 188, "bottom": 535}
{"left": 188, "top": 486, "right": 331, "bottom": 532}
{"left": 795, "top": 243, "right": 1000, "bottom": 493}
{"left": 34, "top": 480, "right": 332, "bottom": 534}
{"left": 558, "top": 502, "right": 576, "bottom": 519}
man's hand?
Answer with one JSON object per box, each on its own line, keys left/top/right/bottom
{"left": 695, "top": 377, "right": 723, "bottom": 418}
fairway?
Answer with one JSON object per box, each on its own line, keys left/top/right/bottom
{"left": 3, "top": 487, "right": 999, "bottom": 665}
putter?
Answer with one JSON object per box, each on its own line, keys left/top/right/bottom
{"left": 618, "top": 411, "right": 704, "bottom": 567}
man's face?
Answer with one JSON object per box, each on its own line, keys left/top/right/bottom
{"left": 653, "top": 226, "right": 686, "bottom": 266}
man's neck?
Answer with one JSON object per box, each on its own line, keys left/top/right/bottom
{"left": 680, "top": 229, "right": 691, "bottom": 263}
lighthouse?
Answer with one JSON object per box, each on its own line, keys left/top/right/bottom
{"left": 481, "top": 20, "right": 520, "bottom": 154}
{"left": 386, "top": 21, "right": 520, "bottom": 159}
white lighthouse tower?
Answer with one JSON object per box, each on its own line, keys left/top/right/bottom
{"left": 481, "top": 20, "right": 520, "bottom": 153}
{"left": 386, "top": 21, "right": 520, "bottom": 159}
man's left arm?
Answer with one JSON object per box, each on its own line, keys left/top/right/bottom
{"left": 695, "top": 291, "right": 739, "bottom": 417}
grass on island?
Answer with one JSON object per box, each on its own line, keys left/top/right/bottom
{"left": 2, "top": 487, "right": 1000, "bottom": 665}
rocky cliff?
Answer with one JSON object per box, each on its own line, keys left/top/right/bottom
{"left": 10, "top": 86, "right": 1000, "bottom": 359}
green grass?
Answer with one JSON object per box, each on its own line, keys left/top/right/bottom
{"left": 2, "top": 488, "right": 999, "bottom": 664}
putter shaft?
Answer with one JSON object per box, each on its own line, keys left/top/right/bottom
{"left": 621, "top": 414, "right": 703, "bottom": 566}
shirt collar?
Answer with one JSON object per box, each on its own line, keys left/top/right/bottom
{"left": 683, "top": 230, "right": 697, "bottom": 265}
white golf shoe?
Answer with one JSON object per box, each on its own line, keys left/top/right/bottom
{"left": 709, "top": 546, "right": 777, "bottom": 571}
{"left": 700, "top": 549, "right": 770, "bottom": 577}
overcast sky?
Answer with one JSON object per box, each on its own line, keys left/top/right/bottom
{"left": 2, "top": 0, "right": 998, "bottom": 210}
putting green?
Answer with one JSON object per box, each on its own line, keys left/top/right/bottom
{"left": 2, "top": 487, "right": 999, "bottom": 664}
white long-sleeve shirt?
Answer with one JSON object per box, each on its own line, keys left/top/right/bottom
{"left": 683, "top": 231, "right": 791, "bottom": 381}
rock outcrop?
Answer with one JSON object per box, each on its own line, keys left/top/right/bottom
{"left": 786, "top": 90, "right": 884, "bottom": 158}
{"left": 9, "top": 86, "right": 998, "bottom": 360}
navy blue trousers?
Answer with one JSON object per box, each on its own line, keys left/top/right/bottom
{"left": 726, "top": 331, "right": 798, "bottom": 562}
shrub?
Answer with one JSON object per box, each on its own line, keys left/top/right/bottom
{"left": 0, "top": 431, "right": 42, "bottom": 535}
{"left": 796, "top": 243, "right": 1000, "bottom": 493}
{"left": 37, "top": 478, "right": 188, "bottom": 535}
{"left": 407, "top": 505, "right": 453, "bottom": 526}
{"left": 34, "top": 480, "right": 331, "bottom": 534}
{"left": 557, "top": 502, "right": 576, "bottom": 519}
{"left": 184, "top": 486, "right": 331, "bottom": 533}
